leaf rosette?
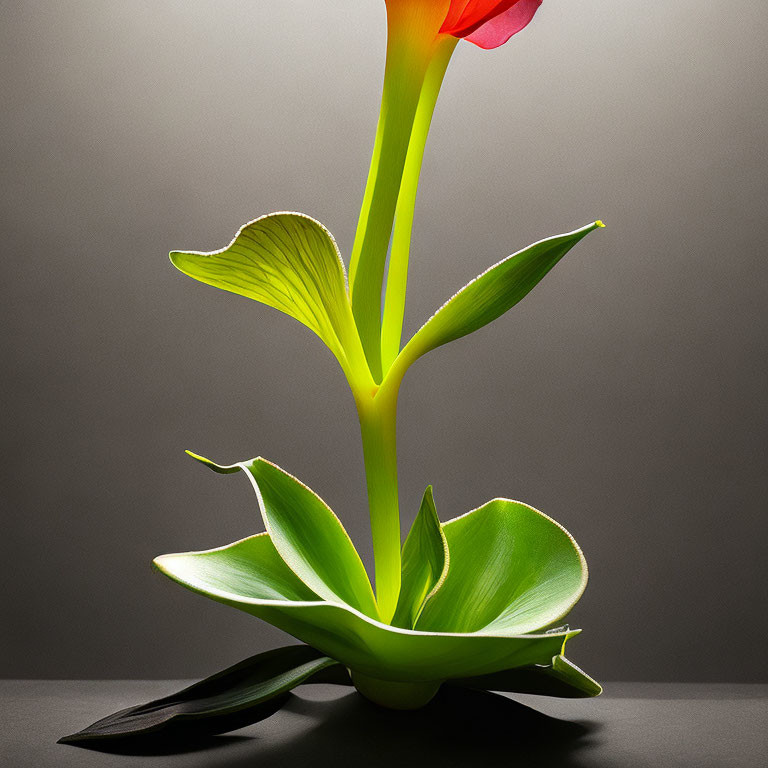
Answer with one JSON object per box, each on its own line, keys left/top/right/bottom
{"left": 150, "top": 453, "right": 598, "bottom": 709}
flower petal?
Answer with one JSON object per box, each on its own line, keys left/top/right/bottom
{"left": 442, "top": 2, "right": 509, "bottom": 35}
{"left": 465, "top": 0, "right": 542, "bottom": 49}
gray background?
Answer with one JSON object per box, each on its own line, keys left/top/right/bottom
{"left": 2, "top": 0, "right": 766, "bottom": 682}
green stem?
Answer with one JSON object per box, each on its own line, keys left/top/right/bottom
{"left": 356, "top": 384, "right": 401, "bottom": 623}
{"left": 349, "top": 5, "right": 458, "bottom": 622}
{"left": 381, "top": 36, "right": 458, "bottom": 372}
{"left": 349, "top": 13, "right": 448, "bottom": 383}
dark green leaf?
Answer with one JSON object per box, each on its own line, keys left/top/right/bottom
{"left": 58, "top": 646, "right": 340, "bottom": 743}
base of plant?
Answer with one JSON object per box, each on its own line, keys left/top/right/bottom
{"left": 58, "top": 643, "right": 601, "bottom": 746}
{"left": 59, "top": 452, "right": 602, "bottom": 747}
{"left": 351, "top": 671, "right": 442, "bottom": 709}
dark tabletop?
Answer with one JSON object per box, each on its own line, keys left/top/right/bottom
{"left": 2, "top": 680, "right": 766, "bottom": 767}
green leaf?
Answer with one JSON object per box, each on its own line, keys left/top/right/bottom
{"left": 415, "top": 499, "right": 587, "bottom": 635}
{"left": 154, "top": 530, "right": 319, "bottom": 603}
{"left": 58, "top": 646, "right": 340, "bottom": 743}
{"left": 170, "top": 213, "right": 370, "bottom": 387}
{"left": 391, "top": 486, "right": 449, "bottom": 629}
{"left": 154, "top": 533, "right": 578, "bottom": 684}
{"left": 155, "top": 466, "right": 588, "bottom": 685}
{"left": 187, "top": 452, "right": 379, "bottom": 620}
{"left": 394, "top": 221, "right": 604, "bottom": 374}
{"left": 453, "top": 653, "right": 602, "bottom": 698}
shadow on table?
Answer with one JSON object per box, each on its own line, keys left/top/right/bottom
{"left": 65, "top": 733, "right": 252, "bottom": 758}
{"left": 275, "top": 687, "right": 599, "bottom": 768}
{"left": 71, "top": 686, "right": 599, "bottom": 766}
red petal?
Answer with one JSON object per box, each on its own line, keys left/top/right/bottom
{"left": 442, "top": 1, "right": 510, "bottom": 35}
{"left": 464, "top": 0, "right": 542, "bottom": 49}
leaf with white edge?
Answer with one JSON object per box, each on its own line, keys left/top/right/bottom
{"left": 153, "top": 530, "right": 319, "bottom": 604}
{"left": 392, "top": 486, "right": 449, "bottom": 629}
{"left": 154, "top": 533, "right": 580, "bottom": 683}
{"left": 415, "top": 499, "right": 587, "bottom": 635}
{"left": 58, "top": 646, "right": 340, "bottom": 743}
{"left": 187, "top": 452, "right": 379, "bottom": 620}
{"left": 394, "top": 221, "right": 604, "bottom": 374}
{"left": 170, "top": 213, "right": 368, "bottom": 383}
{"left": 453, "top": 654, "right": 602, "bottom": 698}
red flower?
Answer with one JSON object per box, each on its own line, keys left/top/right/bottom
{"left": 441, "top": 0, "right": 543, "bottom": 49}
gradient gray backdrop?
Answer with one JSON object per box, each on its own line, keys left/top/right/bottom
{"left": 2, "top": 0, "right": 767, "bottom": 682}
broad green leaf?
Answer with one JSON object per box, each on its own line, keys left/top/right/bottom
{"left": 394, "top": 221, "right": 604, "bottom": 374}
{"left": 391, "top": 486, "right": 449, "bottom": 629}
{"left": 170, "top": 213, "right": 369, "bottom": 383}
{"left": 415, "top": 499, "right": 587, "bottom": 635}
{"left": 188, "top": 452, "right": 379, "bottom": 620}
{"left": 454, "top": 653, "right": 602, "bottom": 698}
{"left": 154, "top": 533, "right": 578, "bottom": 683}
{"left": 153, "top": 531, "right": 318, "bottom": 603}
{"left": 58, "top": 646, "right": 339, "bottom": 743}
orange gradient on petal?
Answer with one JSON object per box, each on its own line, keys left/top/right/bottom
{"left": 386, "top": 0, "right": 542, "bottom": 51}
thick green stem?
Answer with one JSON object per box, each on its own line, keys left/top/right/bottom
{"left": 349, "top": 4, "right": 457, "bottom": 622}
{"left": 349, "top": 9, "right": 450, "bottom": 382}
{"left": 357, "top": 384, "right": 401, "bottom": 623}
{"left": 381, "top": 36, "right": 458, "bottom": 372}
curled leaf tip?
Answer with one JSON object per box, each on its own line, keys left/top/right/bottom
{"left": 185, "top": 450, "right": 240, "bottom": 474}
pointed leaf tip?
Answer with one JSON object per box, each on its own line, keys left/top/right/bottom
{"left": 453, "top": 652, "right": 602, "bottom": 699}
{"left": 392, "top": 486, "right": 449, "bottom": 629}
{"left": 396, "top": 221, "right": 603, "bottom": 376}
